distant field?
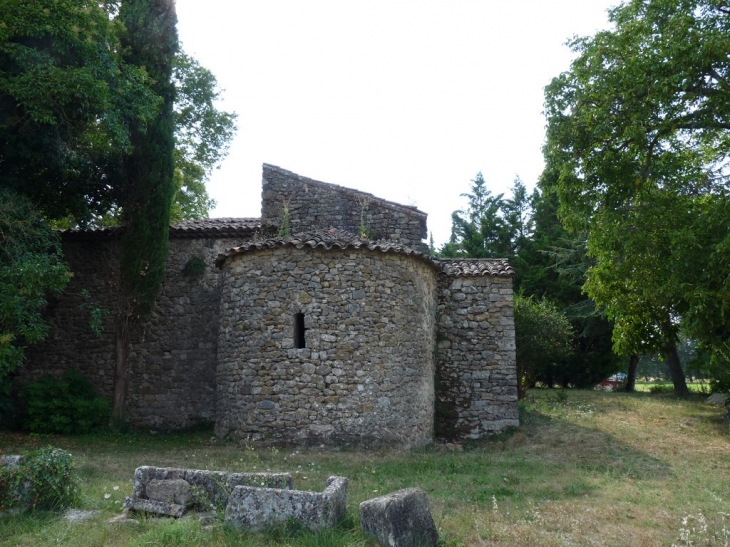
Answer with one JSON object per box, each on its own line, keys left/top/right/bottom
{"left": 634, "top": 381, "right": 712, "bottom": 394}
{"left": 1, "top": 389, "right": 729, "bottom": 546}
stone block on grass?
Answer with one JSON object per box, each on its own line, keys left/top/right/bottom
{"left": 146, "top": 478, "right": 193, "bottom": 506}
{"left": 225, "top": 475, "right": 348, "bottom": 532}
{"left": 359, "top": 488, "right": 439, "bottom": 547}
{"left": 124, "top": 497, "right": 187, "bottom": 518}
{"left": 124, "top": 466, "right": 293, "bottom": 518}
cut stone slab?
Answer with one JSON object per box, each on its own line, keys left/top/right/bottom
{"left": 146, "top": 479, "right": 193, "bottom": 506}
{"left": 360, "top": 488, "right": 439, "bottom": 547}
{"left": 124, "top": 497, "right": 187, "bottom": 518}
{"left": 124, "top": 465, "right": 294, "bottom": 517}
{"left": 225, "top": 476, "right": 348, "bottom": 532}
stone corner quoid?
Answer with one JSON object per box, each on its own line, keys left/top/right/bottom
{"left": 435, "top": 273, "right": 519, "bottom": 440}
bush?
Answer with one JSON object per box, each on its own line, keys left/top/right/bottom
{"left": 0, "top": 447, "right": 79, "bottom": 511}
{"left": 19, "top": 370, "right": 110, "bottom": 434}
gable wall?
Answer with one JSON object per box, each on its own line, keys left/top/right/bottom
{"left": 260, "top": 165, "right": 427, "bottom": 249}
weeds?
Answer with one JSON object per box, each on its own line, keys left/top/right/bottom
{"left": 672, "top": 512, "right": 730, "bottom": 546}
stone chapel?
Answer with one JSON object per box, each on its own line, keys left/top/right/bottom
{"left": 21, "top": 164, "right": 519, "bottom": 446}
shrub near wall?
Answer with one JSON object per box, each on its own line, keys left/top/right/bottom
{"left": 19, "top": 370, "right": 110, "bottom": 434}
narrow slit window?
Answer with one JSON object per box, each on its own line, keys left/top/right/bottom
{"left": 294, "top": 313, "right": 306, "bottom": 349}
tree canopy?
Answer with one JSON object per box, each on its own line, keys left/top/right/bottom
{"left": 543, "top": 0, "right": 730, "bottom": 393}
{"left": 0, "top": 0, "right": 236, "bottom": 225}
{"left": 441, "top": 173, "right": 621, "bottom": 389}
{"left": 170, "top": 52, "right": 237, "bottom": 222}
{"left": 0, "top": 0, "right": 159, "bottom": 222}
{"left": 0, "top": 0, "right": 235, "bottom": 412}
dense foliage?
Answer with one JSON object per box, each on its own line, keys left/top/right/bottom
{"left": 0, "top": 447, "right": 79, "bottom": 511}
{"left": 0, "top": 0, "right": 159, "bottom": 223}
{"left": 513, "top": 295, "right": 573, "bottom": 398}
{"left": 0, "top": 0, "right": 236, "bottom": 422}
{"left": 0, "top": 190, "right": 70, "bottom": 391}
{"left": 544, "top": 0, "right": 730, "bottom": 394}
{"left": 19, "top": 371, "right": 110, "bottom": 434}
{"left": 171, "top": 52, "right": 237, "bottom": 222}
{"left": 0, "top": 0, "right": 236, "bottom": 226}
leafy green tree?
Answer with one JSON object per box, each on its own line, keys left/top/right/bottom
{"left": 92, "top": 50, "right": 239, "bottom": 226}
{"left": 444, "top": 171, "right": 620, "bottom": 388}
{"left": 112, "top": 0, "right": 178, "bottom": 420}
{"left": 544, "top": 0, "right": 730, "bottom": 395}
{"left": 170, "top": 52, "right": 237, "bottom": 222}
{"left": 514, "top": 295, "right": 573, "bottom": 398}
{"left": 0, "top": 0, "right": 234, "bottom": 420}
{"left": 0, "top": 2, "right": 235, "bottom": 226}
{"left": 0, "top": 190, "right": 70, "bottom": 393}
{"left": 0, "top": 0, "right": 159, "bottom": 223}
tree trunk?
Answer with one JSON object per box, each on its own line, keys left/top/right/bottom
{"left": 625, "top": 354, "right": 639, "bottom": 392}
{"left": 664, "top": 340, "right": 690, "bottom": 396}
{"left": 111, "top": 312, "right": 131, "bottom": 421}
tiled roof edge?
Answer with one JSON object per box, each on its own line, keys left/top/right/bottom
{"left": 61, "top": 218, "right": 266, "bottom": 240}
{"left": 216, "top": 232, "right": 515, "bottom": 278}
{"left": 436, "top": 258, "right": 515, "bottom": 278}
{"left": 216, "top": 231, "right": 435, "bottom": 269}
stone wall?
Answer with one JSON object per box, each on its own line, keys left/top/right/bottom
{"left": 435, "top": 275, "right": 519, "bottom": 439}
{"left": 260, "top": 164, "right": 428, "bottom": 249}
{"left": 216, "top": 245, "right": 438, "bottom": 447}
{"left": 21, "top": 233, "right": 248, "bottom": 429}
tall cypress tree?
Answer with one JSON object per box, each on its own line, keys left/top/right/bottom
{"left": 112, "top": 0, "right": 178, "bottom": 420}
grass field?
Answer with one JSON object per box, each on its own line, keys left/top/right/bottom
{"left": 634, "top": 382, "right": 712, "bottom": 394}
{"left": 1, "top": 389, "right": 729, "bottom": 546}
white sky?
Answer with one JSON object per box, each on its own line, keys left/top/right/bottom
{"left": 175, "top": 0, "right": 616, "bottom": 247}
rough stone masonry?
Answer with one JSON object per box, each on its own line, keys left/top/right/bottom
{"left": 20, "top": 165, "right": 519, "bottom": 444}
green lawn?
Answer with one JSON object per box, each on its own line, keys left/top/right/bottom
{"left": 1, "top": 390, "right": 729, "bottom": 546}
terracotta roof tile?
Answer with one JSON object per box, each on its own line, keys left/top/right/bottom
{"left": 62, "top": 217, "right": 263, "bottom": 240}
{"left": 216, "top": 230, "right": 515, "bottom": 278}
{"left": 437, "top": 258, "right": 515, "bottom": 277}
{"left": 216, "top": 230, "right": 431, "bottom": 268}
{"left": 169, "top": 218, "right": 261, "bottom": 238}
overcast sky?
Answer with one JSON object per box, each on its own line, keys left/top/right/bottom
{"left": 175, "top": 1, "right": 617, "bottom": 246}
